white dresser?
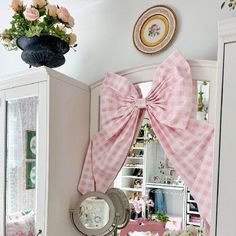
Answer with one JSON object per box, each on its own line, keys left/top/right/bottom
{"left": 0, "top": 67, "right": 90, "bottom": 236}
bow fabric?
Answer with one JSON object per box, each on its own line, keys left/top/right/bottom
{"left": 78, "top": 51, "right": 214, "bottom": 231}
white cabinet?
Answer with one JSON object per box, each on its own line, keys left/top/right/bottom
{"left": 212, "top": 17, "right": 236, "bottom": 236}
{"left": 0, "top": 68, "right": 90, "bottom": 236}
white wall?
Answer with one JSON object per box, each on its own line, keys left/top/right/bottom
{"left": 0, "top": 0, "right": 235, "bottom": 84}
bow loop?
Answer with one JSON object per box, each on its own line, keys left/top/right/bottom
{"left": 100, "top": 72, "right": 144, "bottom": 139}
{"left": 146, "top": 51, "right": 192, "bottom": 129}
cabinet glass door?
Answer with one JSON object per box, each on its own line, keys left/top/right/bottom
{"left": 5, "top": 96, "right": 38, "bottom": 236}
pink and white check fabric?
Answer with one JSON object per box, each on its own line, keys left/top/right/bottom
{"left": 78, "top": 51, "right": 214, "bottom": 230}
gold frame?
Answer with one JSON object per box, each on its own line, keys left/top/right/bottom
{"left": 133, "top": 5, "right": 177, "bottom": 54}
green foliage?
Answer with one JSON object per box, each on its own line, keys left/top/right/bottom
{"left": 156, "top": 211, "right": 169, "bottom": 223}
{"left": 141, "top": 123, "right": 158, "bottom": 144}
{"left": 0, "top": 0, "right": 76, "bottom": 51}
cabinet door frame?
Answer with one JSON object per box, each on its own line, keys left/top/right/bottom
{"left": 0, "top": 91, "right": 6, "bottom": 236}
{"left": 0, "top": 82, "right": 48, "bottom": 236}
{"left": 212, "top": 17, "right": 236, "bottom": 236}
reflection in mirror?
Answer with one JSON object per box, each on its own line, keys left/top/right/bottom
{"left": 79, "top": 196, "right": 110, "bottom": 229}
{"left": 70, "top": 188, "right": 130, "bottom": 236}
{"left": 5, "top": 97, "right": 38, "bottom": 236}
{"left": 197, "top": 81, "right": 209, "bottom": 121}
{"left": 114, "top": 80, "right": 210, "bottom": 232}
{"left": 70, "top": 191, "right": 116, "bottom": 236}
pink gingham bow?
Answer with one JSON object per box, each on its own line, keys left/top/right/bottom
{"left": 78, "top": 51, "right": 214, "bottom": 231}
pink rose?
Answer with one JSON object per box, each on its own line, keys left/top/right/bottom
{"left": 16, "top": 232, "right": 26, "bottom": 236}
{"left": 23, "top": 8, "right": 40, "bottom": 21}
{"left": 45, "top": 4, "right": 57, "bottom": 18}
{"left": 57, "top": 7, "right": 70, "bottom": 23}
{"left": 69, "top": 33, "right": 77, "bottom": 45}
{"left": 32, "top": 0, "right": 47, "bottom": 8}
{"left": 150, "top": 24, "right": 158, "bottom": 31}
{"left": 10, "top": 0, "right": 23, "bottom": 12}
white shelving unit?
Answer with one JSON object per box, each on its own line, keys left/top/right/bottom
{"left": 185, "top": 189, "right": 204, "bottom": 229}
{"left": 114, "top": 141, "right": 145, "bottom": 197}
{"left": 114, "top": 131, "right": 187, "bottom": 229}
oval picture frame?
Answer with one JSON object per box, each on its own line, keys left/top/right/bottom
{"left": 133, "top": 5, "right": 177, "bottom": 54}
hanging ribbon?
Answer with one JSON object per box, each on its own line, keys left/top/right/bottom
{"left": 78, "top": 50, "right": 214, "bottom": 231}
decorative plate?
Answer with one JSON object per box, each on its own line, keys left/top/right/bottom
{"left": 133, "top": 5, "right": 177, "bottom": 54}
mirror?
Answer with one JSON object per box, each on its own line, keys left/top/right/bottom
{"left": 79, "top": 196, "right": 110, "bottom": 229}
{"left": 5, "top": 97, "right": 38, "bottom": 236}
{"left": 114, "top": 80, "right": 210, "bottom": 231}
{"left": 70, "top": 188, "right": 130, "bottom": 236}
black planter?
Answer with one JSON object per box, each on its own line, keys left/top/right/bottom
{"left": 16, "top": 35, "right": 70, "bottom": 68}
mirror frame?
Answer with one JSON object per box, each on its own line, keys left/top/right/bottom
{"left": 70, "top": 191, "right": 115, "bottom": 236}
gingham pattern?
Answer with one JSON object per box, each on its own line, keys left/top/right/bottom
{"left": 78, "top": 51, "right": 214, "bottom": 231}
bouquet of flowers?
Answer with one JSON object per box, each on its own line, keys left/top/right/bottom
{"left": 221, "top": 0, "right": 236, "bottom": 10}
{"left": 0, "top": 0, "right": 77, "bottom": 50}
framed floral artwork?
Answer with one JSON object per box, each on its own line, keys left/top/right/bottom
{"left": 133, "top": 5, "right": 177, "bottom": 54}
{"left": 26, "top": 161, "right": 36, "bottom": 189}
{"left": 26, "top": 130, "right": 36, "bottom": 159}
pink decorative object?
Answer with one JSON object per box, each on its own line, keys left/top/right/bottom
{"left": 6, "top": 211, "right": 35, "bottom": 236}
{"left": 120, "top": 218, "right": 165, "bottom": 236}
{"left": 78, "top": 50, "right": 214, "bottom": 232}
{"left": 165, "top": 216, "right": 182, "bottom": 231}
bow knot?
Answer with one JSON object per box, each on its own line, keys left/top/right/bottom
{"left": 135, "top": 98, "right": 146, "bottom": 109}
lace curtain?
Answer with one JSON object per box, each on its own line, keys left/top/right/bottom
{"left": 6, "top": 97, "right": 38, "bottom": 215}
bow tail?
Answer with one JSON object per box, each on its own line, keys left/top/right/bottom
{"left": 78, "top": 138, "right": 96, "bottom": 194}
{"left": 78, "top": 110, "right": 145, "bottom": 194}
{"left": 148, "top": 111, "right": 214, "bottom": 230}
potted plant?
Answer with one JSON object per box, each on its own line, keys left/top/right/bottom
{"left": 0, "top": 0, "right": 77, "bottom": 68}
{"left": 197, "top": 81, "right": 208, "bottom": 121}
{"left": 221, "top": 0, "right": 236, "bottom": 10}
{"left": 155, "top": 211, "right": 169, "bottom": 226}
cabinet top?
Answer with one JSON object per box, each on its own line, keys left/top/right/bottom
{"left": 218, "top": 17, "right": 236, "bottom": 38}
{"left": 0, "top": 67, "right": 89, "bottom": 92}
{"left": 90, "top": 59, "right": 217, "bottom": 90}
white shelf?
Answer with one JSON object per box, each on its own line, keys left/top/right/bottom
{"left": 146, "top": 183, "right": 185, "bottom": 191}
{"left": 187, "top": 210, "right": 200, "bottom": 215}
{"left": 187, "top": 192, "right": 196, "bottom": 203}
{"left": 187, "top": 203, "right": 199, "bottom": 215}
{"left": 186, "top": 214, "right": 201, "bottom": 226}
{"left": 127, "top": 157, "right": 144, "bottom": 160}
{"left": 123, "top": 165, "right": 144, "bottom": 168}
{"left": 132, "top": 147, "right": 144, "bottom": 150}
{"left": 121, "top": 187, "right": 143, "bottom": 192}
{"left": 187, "top": 222, "right": 201, "bottom": 227}
{"left": 122, "top": 176, "right": 143, "bottom": 179}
